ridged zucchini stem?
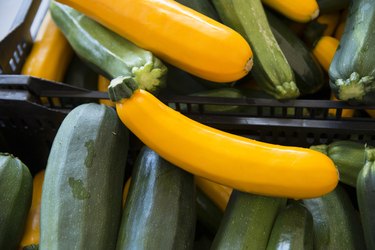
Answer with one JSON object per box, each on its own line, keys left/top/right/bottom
{"left": 132, "top": 60, "right": 168, "bottom": 93}
{"left": 108, "top": 76, "right": 139, "bottom": 102}
{"left": 274, "top": 81, "right": 300, "bottom": 99}
{"left": 335, "top": 72, "right": 375, "bottom": 101}
{"left": 365, "top": 148, "right": 375, "bottom": 162}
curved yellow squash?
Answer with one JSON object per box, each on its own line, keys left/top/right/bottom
{"left": 19, "top": 170, "right": 45, "bottom": 249}
{"left": 195, "top": 176, "right": 232, "bottom": 211}
{"left": 262, "top": 0, "right": 319, "bottom": 23}
{"left": 98, "top": 75, "right": 115, "bottom": 107}
{"left": 111, "top": 83, "right": 338, "bottom": 199}
{"left": 56, "top": 0, "right": 253, "bottom": 82}
{"left": 21, "top": 12, "right": 73, "bottom": 81}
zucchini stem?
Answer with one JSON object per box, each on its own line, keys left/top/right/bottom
{"left": 274, "top": 81, "right": 300, "bottom": 99}
{"left": 132, "top": 59, "right": 168, "bottom": 93}
{"left": 335, "top": 72, "right": 375, "bottom": 101}
{"left": 108, "top": 76, "right": 138, "bottom": 102}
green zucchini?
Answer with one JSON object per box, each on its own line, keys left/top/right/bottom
{"left": 63, "top": 54, "right": 98, "bottom": 90}
{"left": 302, "top": 185, "right": 365, "bottom": 250}
{"left": 212, "top": 0, "right": 299, "bottom": 100}
{"left": 40, "top": 103, "right": 129, "bottom": 250}
{"left": 211, "top": 190, "right": 286, "bottom": 249}
{"left": 317, "top": 0, "right": 350, "bottom": 14}
{"left": 266, "top": 10, "right": 325, "bottom": 95}
{"left": 196, "top": 188, "right": 223, "bottom": 238}
{"left": 266, "top": 201, "right": 313, "bottom": 250}
{"left": 356, "top": 148, "right": 375, "bottom": 250}
{"left": 50, "top": 1, "right": 167, "bottom": 93}
{"left": 0, "top": 153, "right": 33, "bottom": 250}
{"left": 116, "top": 146, "right": 196, "bottom": 250}
{"left": 328, "top": 0, "right": 375, "bottom": 104}
{"left": 327, "top": 141, "right": 367, "bottom": 187}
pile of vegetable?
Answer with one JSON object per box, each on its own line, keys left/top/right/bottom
{"left": 1, "top": 0, "right": 375, "bottom": 249}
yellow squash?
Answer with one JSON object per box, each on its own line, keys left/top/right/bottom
{"left": 56, "top": 0, "right": 253, "bottom": 82}
{"left": 312, "top": 36, "right": 339, "bottom": 72}
{"left": 21, "top": 11, "right": 73, "bottom": 81}
{"left": 195, "top": 176, "right": 232, "bottom": 212}
{"left": 262, "top": 0, "right": 319, "bottom": 23}
{"left": 98, "top": 75, "right": 115, "bottom": 107}
{"left": 109, "top": 78, "right": 338, "bottom": 199}
{"left": 122, "top": 177, "right": 132, "bottom": 208}
{"left": 334, "top": 9, "right": 348, "bottom": 40}
{"left": 19, "top": 170, "right": 45, "bottom": 249}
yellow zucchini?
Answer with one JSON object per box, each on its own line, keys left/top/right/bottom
{"left": 56, "top": 0, "right": 253, "bottom": 82}
{"left": 19, "top": 170, "right": 45, "bottom": 250}
{"left": 98, "top": 75, "right": 114, "bottom": 107}
{"left": 195, "top": 176, "right": 232, "bottom": 212}
{"left": 21, "top": 11, "right": 73, "bottom": 81}
{"left": 108, "top": 77, "right": 339, "bottom": 199}
{"left": 261, "top": 0, "right": 320, "bottom": 23}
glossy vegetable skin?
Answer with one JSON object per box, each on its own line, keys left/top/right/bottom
{"left": 20, "top": 170, "right": 45, "bottom": 250}
{"left": 40, "top": 103, "right": 129, "bottom": 250}
{"left": 56, "top": 0, "right": 253, "bottom": 82}
{"left": 116, "top": 147, "right": 196, "bottom": 249}
{"left": 0, "top": 153, "right": 33, "bottom": 250}
{"left": 109, "top": 78, "right": 339, "bottom": 199}
{"left": 302, "top": 185, "right": 365, "bottom": 250}
{"left": 261, "top": 0, "right": 319, "bottom": 23}
{"left": 312, "top": 36, "right": 339, "bottom": 72}
{"left": 356, "top": 148, "right": 375, "bottom": 250}
{"left": 50, "top": 1, "right": 167, "bottom": 93}
{"left": 211, "top": 191, "right": 286, "bottom": 249}
{"left": 266, "top": 202, "right": 313, "bottom": 250}
{"left": 329, "top": 0, "right": 375, "bottom": 103}
{"left": 21, "top": 11, "right": 73, "bottom": 81}
{"left": 267, "top": 10, "right": 324, "bottom": 95}
{"left": 213, "top": 0, "right": 299, "bottom": 100}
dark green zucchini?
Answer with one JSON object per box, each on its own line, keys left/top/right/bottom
{"left": 196, "top": 188, "right": 223, "bottom": 238}
{"left": 329, "top": 0, "right": 375, "bottom": 104}
{"left": 50, "top": 1, "right": 167, "bottom": 93}
{"left": 211, "top": 190, "right": 286, "bottom": 249}
{"left": 266, "top": 10, "right": 325, "bottom": 95}
{"left": 116, "top": 146, "right": 196, "bottom": 250}
{"left": 356, "top": 147, "right": 375, "bottom": 250}
{"left": 0, "top": 153, "right": 33, "bottom": 250}
{"left": 317, "top": 0, "right": 350, "bottom": 14}
{"left": 40, "top": 103, "right": 129, "bottom": 250}
{"left": 176, "top": 0, "right": 221, "bottom": 21}
{"left": 302, "top": 185, "right": 365, "bottom": 250}
{"left": 63, "top": 54, "right": 98, "bottom": 90}
{"left": 266, "top": 201, "right": 313, "bottom": 250}
{"left": 212, "top": 0, "right": 299, "bottom": 100}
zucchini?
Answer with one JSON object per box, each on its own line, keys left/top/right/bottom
{"left": 311, "top": 141, "right": 366, "bottom": 187}
{"left": 328, "top": 140, "right": 367, "bottom": 187}
{"left": 302, "top": 185, "right": 365, "bottom": 250}
{"left": 211, "top": 190, "right": 286, "bottom": 249}
{"left": 0, "top": 153, "right": 33, "bottom": 250}
{"left": 168, "top": 88, "right": 246, "bottom": 114}
{"left": 63, "top": 54, "right": 98, "bottom": 90}
{"left": 317, "top": 0, "right": 350, "bottom": 14}
{"left": 40, "top": 103, "right": 129, "bottom": 250}
{"left": 212, "top": 0, "right": 299, "bottom": 100}
{"left": 175, "top": 0, "right": 221, "bottom": 22}
{"left": 266, "top": 201, "right": 313, "bottom": 250}
{"left": 49, "top": 1, "right": 167, "bottom": 93}
{"left": 356, "top": 148, "right": 375, "bottom": 250}
{"left": 196, "top": 188, "right": 223, "bottom": 237}
{"left": 329, "top": 0, "right": 375, "bottom": 104}
{"left": 20, "top": 170, "right": 45, "bottom": 250}
{"left": 116, "top": 146, "right": 196, "bottom": 250}
{"left": 266, "top": 10, "right": 325, "bottom": 95}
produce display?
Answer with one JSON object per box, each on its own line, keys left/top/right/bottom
{"left": 1, "top": 0, "right": 375, "bottom": 249}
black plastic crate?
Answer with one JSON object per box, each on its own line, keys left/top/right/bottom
{"left": 1, "top": 74, "right": 375, "bottom": 171}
